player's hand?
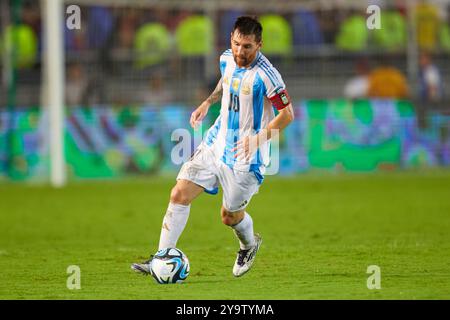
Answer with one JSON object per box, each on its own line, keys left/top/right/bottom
{"left": 232, "top": 134, "right": 259, "bottom": 163}
{"left": 190, "top": 102, "right": 209, "bottom": 129}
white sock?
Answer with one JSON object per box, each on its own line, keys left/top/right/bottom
{"left": 158, "top": 202, "right": 190, "bottom": 250}
{"left": 231, "top": 212, "right": 256, "bottom": 250}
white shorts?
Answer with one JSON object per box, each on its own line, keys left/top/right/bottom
{"left": 176, "top": 144, "right": 260, "bottom": 212}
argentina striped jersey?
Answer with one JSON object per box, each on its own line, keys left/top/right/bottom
{"left": 203, "top": 49, "right": 286, "bottom": 184}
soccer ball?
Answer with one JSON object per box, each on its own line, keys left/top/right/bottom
{"left": 150, "top": 248, "right": 190, "bottom": 284}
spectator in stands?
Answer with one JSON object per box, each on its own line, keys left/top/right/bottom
{"left": 259, "top": 14, "right": 293, "bottom": 56}
{"left": 335, "top": 10, "right": 368, "bottom": 51}
{"left": 166, "top": 9, "right": 192, "bottom": 33}
{"left": 2, "top": 24, "right": 38, "bottom": 69}
{"left": 21, "top": 1, "right": 40, "bottom": 37}
{"left": 219, "top": 10, "right": 244, "bottom": 48}
{"left": 419, "top": 52, "right": 443, "bottom": 103}
{"left": 133, "top": 22, "right": 171, "bottom": 69}
{"left": 441, "top": 19, "right": 450, "bottom": 52}
{"left": 87, "top": 6, "right": 113, "bottom": 49}
{"left": 367, "top": 57, "right": 410, "bottom": 99}
{"left": 416, "top": 0, "right": 440, "bottom": 51}
{"left": 175, "top": 14, "right": 213, "bottom": 56}
{"left": 372, "top": 10, "right": 407, "bottom": 50}
{"left": 416, "top": 51, "right": 443, "bottom": 129}
{"left": 344, "top": 58, "right": 370, "bottom": 99}
{"left": 116, "top": 8, "right": 141, "bottom": 50}
{"left": 317, "top": 8, "right": 339, "bottom": 45}
{"left": 142, "top": 72, "right": 173, "bottom": 106}
{"left": 66, "top": 63, "right": 88, "bottom": 106}
{"left": 174, "top": 13, "right": 213, "bottom": 79}
{"left": 292, "top": 9, "right": 324, "bottom": 48}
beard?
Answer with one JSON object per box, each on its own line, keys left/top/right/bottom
{"left": 234, "top": 55, "right": 249, "bottom": 67}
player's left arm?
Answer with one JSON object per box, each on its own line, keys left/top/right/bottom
{"left": 261, "top": 102, "right": 295, "bottom": 141}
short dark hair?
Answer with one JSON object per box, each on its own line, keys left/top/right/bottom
{"left": 233, "top": 16, "right": 263, "bottom": 43}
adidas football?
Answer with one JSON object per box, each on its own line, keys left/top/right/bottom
{"left": 150, "top": 248, "right": 190, "bottom": 284}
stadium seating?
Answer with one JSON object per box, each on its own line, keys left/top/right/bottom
{"left": 335, "top": 15, "right": 368, "bottom": 51}
{"left": 259, "top": 14, "right": 293, "bottom": 55}
{"left": 175, "top": 15, "right": 213, "bottom": 56}
{"left": 133, "top": 23, "right": 171, "bottom": 68}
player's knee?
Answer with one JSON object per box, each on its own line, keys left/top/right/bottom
{"left": 221, "top": 214, "right": 235, "bottom": 226}
{"left": 170, "top": 186, "right": 191, "bottom": 205}
{"left": 221, "top": 207, "right": 244, "bottom": 226}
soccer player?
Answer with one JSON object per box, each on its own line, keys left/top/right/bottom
{"left": 132, "top": 16, "right": 294, "bottom": 277}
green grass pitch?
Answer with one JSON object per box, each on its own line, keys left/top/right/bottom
{"left": 1, "top": 170, "right": 450, "bottom": 299}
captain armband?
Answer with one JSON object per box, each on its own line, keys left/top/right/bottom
{"left": 269, "top": 88, "right": 291, "bottom": 111}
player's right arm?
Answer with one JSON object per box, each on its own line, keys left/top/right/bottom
{"left": 190, "top": 77, "right": 223, "bottom": 129}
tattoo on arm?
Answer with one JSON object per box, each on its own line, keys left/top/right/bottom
{"left": 206, "top": 78, "right": 223, "bottom": 105}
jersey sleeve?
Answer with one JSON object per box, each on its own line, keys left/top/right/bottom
{"left": 259, "top": 66, "right": 291, "bottom": 110}
{"left": 219, "top": 49, "right": 232, "bottom": 76}
{"left": 260, "top": 67, "right": 285, "bottom": 98}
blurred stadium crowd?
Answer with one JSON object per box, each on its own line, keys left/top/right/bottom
{"left": 0, "top": 0, "right": 449, "bottom": 110}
